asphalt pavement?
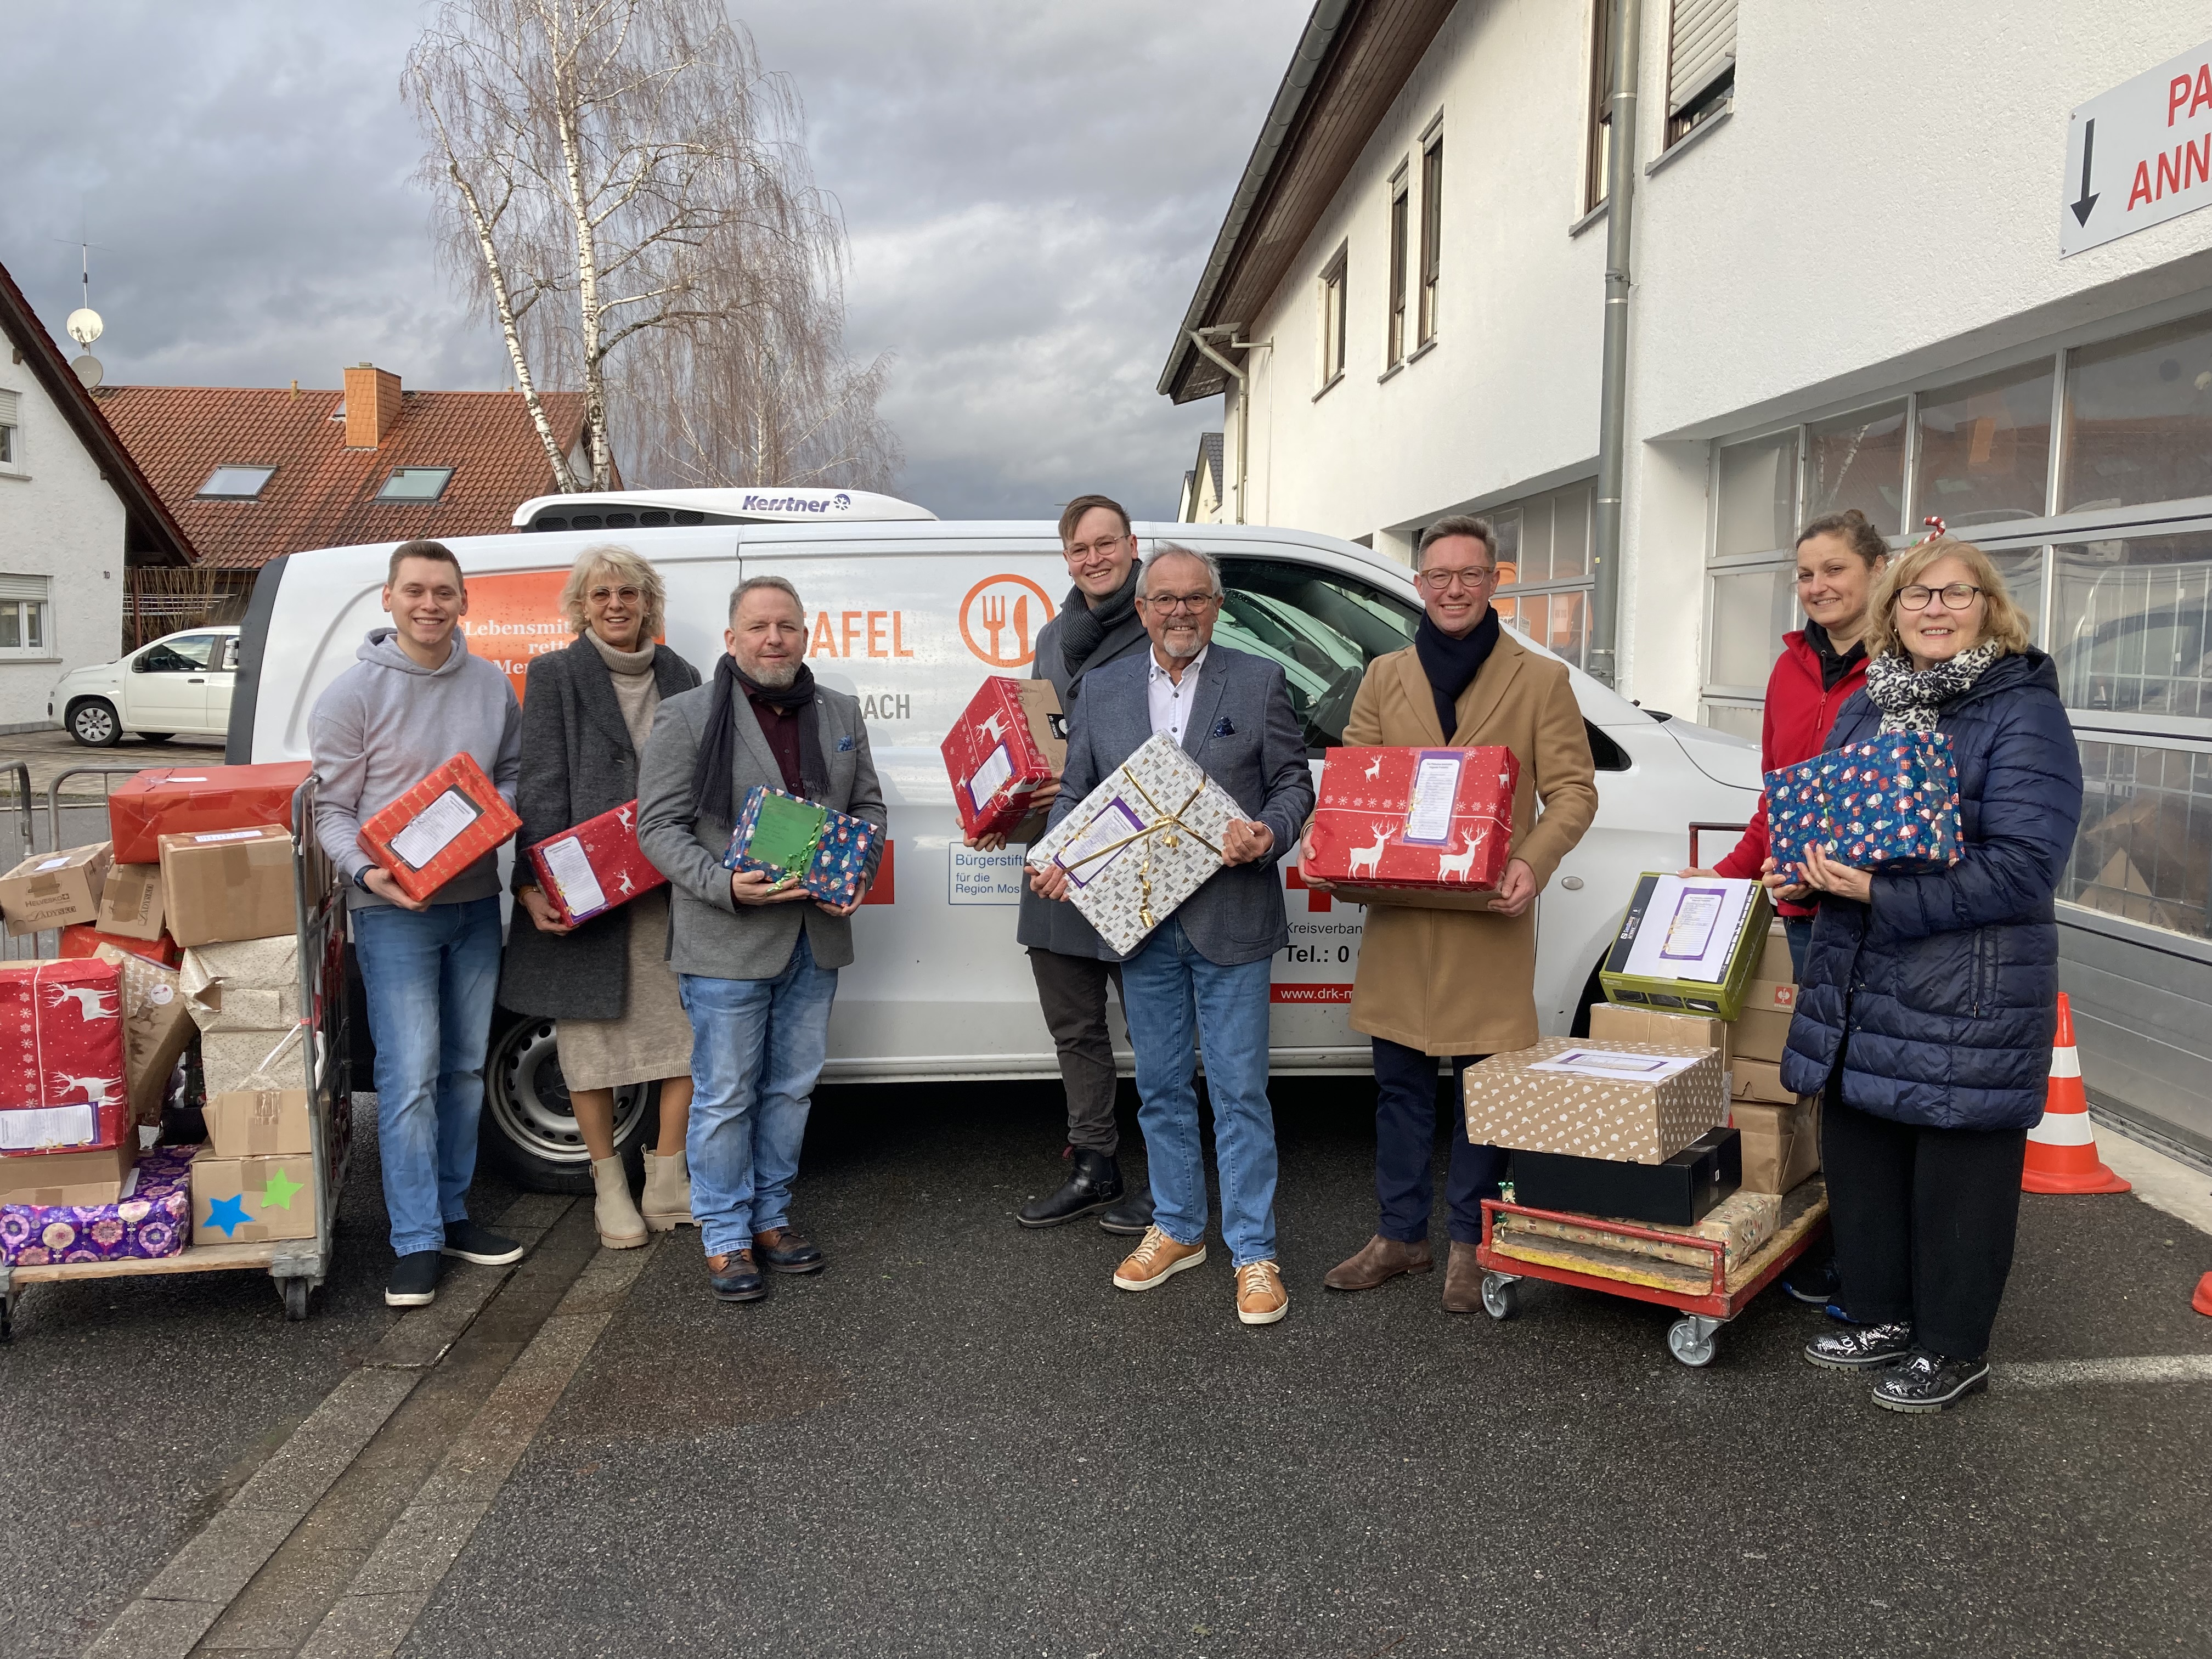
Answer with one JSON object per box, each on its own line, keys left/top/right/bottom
{"left": 8, "top": 1077, "right": 2211, "bottom": 1659}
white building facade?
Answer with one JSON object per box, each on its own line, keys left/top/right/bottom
{"left": 1161, "top": 1, "right": 2212, "bottom": 1156}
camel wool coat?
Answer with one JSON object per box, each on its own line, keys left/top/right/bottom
{"left": 1341, "top": 629, "right": 1599, "bottom": 1056}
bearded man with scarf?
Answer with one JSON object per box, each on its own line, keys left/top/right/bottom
{"left": 636, "top": 575, "right": 887, "bottom": 1304}
{"left": 1302, "top": 515, "right": 1598, "bottom": 1312}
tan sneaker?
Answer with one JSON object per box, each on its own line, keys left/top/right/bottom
{"left": 1235, "top": 1260, "right": 1289, "bottom": 1325}
{"left": 1111, "top": 1225, "right": 1207, "bottom": 1291}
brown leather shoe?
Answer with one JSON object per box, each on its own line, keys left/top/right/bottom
{"left": 1111, "top": 1226, "right": 1207, "bottom": 1291}
{"left": 1442, "top": 1240, "right": 1483, "bottom": 1313}
{"left": 1323, "top": 1233, "right": 1434, "bottom": 1291}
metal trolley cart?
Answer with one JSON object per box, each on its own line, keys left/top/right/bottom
{"left": 1474, "top": 1179, "right": 1830, "bottom": 1368}
{"left": 0, "top": 776, "right": 351, "bottom": 1338}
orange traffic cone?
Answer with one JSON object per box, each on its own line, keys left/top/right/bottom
{"left": 2194, "top": 1274, "right": 2212, "bottom": 1318}
{"left": 2021, "top": 994, "right": 2130, "bottom": 1195}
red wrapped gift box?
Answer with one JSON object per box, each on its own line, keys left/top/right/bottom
{"left": 941, "top": 677, "right": 1064, "bottom": 840}
{"left": 60, "top": 924, "right": 182, "bottom": 968}
{"left": 526, "top": 799, "right": 667, "bottom": 924}
{"left": 360, "top": 755, "right": 522, "bottom": 903}
{"left": 1305, "top": 746, "right": 1520, "bottom": 909}
{"left": 106, "top": 761, "right": 312, "bottom": 864}
{"left": 0, "top": 960, "right": 130, "bottom": 1155}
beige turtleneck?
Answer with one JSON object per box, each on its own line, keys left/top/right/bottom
{"left": 586, "top": 629, "right": 660, "bottom": 748}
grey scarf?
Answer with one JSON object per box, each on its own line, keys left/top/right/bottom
{"left": 1864, "top": 641, "right": 2004, "bottom": 732}
{"left": 1059, "top": 563, "right": 1141, "bottom": 678}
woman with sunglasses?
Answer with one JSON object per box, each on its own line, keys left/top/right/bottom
{"left": 1771, "top": 532, "right": 2081, "bottom": 1412}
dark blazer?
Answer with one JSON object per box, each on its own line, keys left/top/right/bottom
{"left": 498, "top": 637, "right": 702, "bottom": 1020}
{"left": 1046, "top": 642, "right": 1314, "bottom": 966}
{"left": 1014, "top": 600, "right": 1151, "bottom": 956}
{"left": 1779, "top": 650, "right": 2084, "bottom": 1130}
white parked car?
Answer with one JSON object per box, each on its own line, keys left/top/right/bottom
{"left": 230, "top": 489, "right": 1761, "bottom": 1189}
{"left": 52, "top": 625, "right": 242, "bottom": 747}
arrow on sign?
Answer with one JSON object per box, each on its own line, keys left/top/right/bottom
{"left": 2072, "top": 118, "right": 2100, "bottom": 227}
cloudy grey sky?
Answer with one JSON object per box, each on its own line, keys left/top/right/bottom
{"left": 2, "top": 2, "right": 1308, "bottom": 522}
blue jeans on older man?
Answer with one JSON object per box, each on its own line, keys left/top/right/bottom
{"left": 1117, "top": 917, "right": 1279, "bottom": 1266}
{"left": 680, "top": 932, "right": 839, "bottom": 1259}
{"left": 352, "top": 896, "right": 504, "bottom": 1258}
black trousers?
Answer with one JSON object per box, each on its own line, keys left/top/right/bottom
{"left": 1026, "top": 947, "right": 1122, "bottom": 1156}
{"left": 1373, "top": 1038, "right": 1503, "bottom": 1245}
{"left": 1823, "top": 1082, "right": 2028, "bottom": 1360}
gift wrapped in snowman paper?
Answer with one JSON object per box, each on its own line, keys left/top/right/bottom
{"left": 1025, "top": 733, "right": 1244, "bottom": 956}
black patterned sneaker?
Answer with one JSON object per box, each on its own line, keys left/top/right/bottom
{"left": 1871, "top": 1351, "right": 1990, "bottom": 1413}
{"left": 1803, "top": 1321, "right": 1914, "bottom": 1369}
{"left": 442, "top": 1220, "right": 524, "bottom": 1266}
{"left": 385, "top": 1250, "right": 441, "bottom": 1307}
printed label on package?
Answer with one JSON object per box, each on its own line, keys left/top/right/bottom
{"left": 540, "top": 834, "right": 607, "bottom": 918}
{"left": 1526, "top": 1048, "right": 1705, "bottom": 1084}
{"left": 191, "top": 830, "right": 267, "bottom": 845}
{"left": 388, "top": 788, "right": 482, "bottom": 870}
{"left": 966, "top": 743, "right": 1015, "bottom": 814}
{"left": 1055, "top": 798, "right": 1146, "bottom": 888}
{"left": 0, "top": 1103, "right": 98, "bottom": 1150}
{"left": 1660, "top": 886, "right": 1724, "bottom": 961}
{"left": 1402, "top": 753, "right": 1463, "bottom": 846}
{"left": 34, "top": 856, "right": 69, "bottom": 872}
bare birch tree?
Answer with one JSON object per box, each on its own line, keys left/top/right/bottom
{"left": 403, "top": 0, "right": 898, "bottom": 493}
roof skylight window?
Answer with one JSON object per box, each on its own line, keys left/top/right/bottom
{"left": 197, "top": 465, "right": 276, "bottom": 500}
{"left": 377, "top": 466, "right": 454, "bottom": 503}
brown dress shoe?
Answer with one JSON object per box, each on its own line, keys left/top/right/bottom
{"left": 1323, "top": 1233, "right": 1434, "bottom": 1291}
{"left": 1442, "top": 1239, "right": 1484, "bottom": 1313}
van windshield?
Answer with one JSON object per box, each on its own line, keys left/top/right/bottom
{"left": 1214, "top": 558, "right": 1420, "bottom": 753}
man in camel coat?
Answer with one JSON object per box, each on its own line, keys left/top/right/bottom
{"left": 1304, "top": 514, "right": 1598, "bottom": 1311}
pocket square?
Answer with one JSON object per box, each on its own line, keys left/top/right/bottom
{"left": 838, "top": 735, "right": 855, "bottom": 752}
{"left": 1210, "top": 717, "right": 1237, "bottom": 737}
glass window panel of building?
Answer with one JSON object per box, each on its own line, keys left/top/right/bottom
{"left": 2062, "top": 312, "right": 2212, "bottom": 513}
{"left": 2064, "top": 737, "right": 2212, "bottom": 942}
{"left": 1707, "top": 565, "right": 1798, "bottom": 691}
{"left": 1914, "top": 361, "right": 2054, "bottom": 528}
{"left": 2052, "top": 529, "right": 2212, "bottom": 722}
{"left": 1716, "top": 431, "right": 1799, "bottom": 556}
{"left": 1805, "top": 401, "right": 1906, "bottom": 536}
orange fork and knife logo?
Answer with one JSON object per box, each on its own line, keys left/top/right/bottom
{"left": 958, "top": 574, "right": 1057, "bottom": 669}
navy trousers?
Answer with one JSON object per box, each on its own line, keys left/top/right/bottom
{"left": 1372, "top": 1037, "right": 1504, "bottom": 1245}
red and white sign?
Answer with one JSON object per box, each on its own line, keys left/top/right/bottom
{"left": 2062, "top": 40, "right": 2212, "bottom": 256}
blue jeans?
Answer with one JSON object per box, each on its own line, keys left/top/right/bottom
{"left": 680, "top": 933, "right": 839, "bottom": 1257}
{"left": 352, "top": 896, "right": 505, "bottom": 1257}
{"left": 1117, "top": 918, "right": 1279, "bottom": 1266}
{"left": 1372, "top": 1039, "right": 1503, "bottom": 1245}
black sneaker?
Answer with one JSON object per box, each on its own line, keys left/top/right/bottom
{"left": 707, "top": 1250, "right": 768, "bottom": 1302}
{"left": 1872, "top": 1351, "right": 1990, "bottom": 1413}
{"left": 1781, "top": 1258, "right": 1841, "bottom": 1306}
{"left": 442, "top": 1220, "right": 525, "bottom": 1266}
{"left": 1098, "top": 1185, "right": 1155, "bottom": 1237}
{"left": 386, "top": 1250, "right": 442, "bottom": 1307}
{"left": 1803, "top": 1321, "right": 1914, "bottom": 1370}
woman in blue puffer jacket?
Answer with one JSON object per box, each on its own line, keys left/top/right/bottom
{"left": 1772, "top": 533, "right": 2082, "bottom": 1414}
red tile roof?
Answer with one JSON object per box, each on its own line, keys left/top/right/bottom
{"left": 91, "top": 382, "right": 592, "bottom": 569}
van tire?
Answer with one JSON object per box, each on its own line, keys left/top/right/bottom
{"left": 478, "top": 1010, "right": 659, "bottom": 1194}
{"left": 67, "top": 699, "right": 121, "bottom": 748}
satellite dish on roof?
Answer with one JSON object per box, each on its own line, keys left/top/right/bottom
{"left": 66, "top": 307, "right": 103, "bottom": 347}
{"left": 71, "top": 354, "right": 104, "bottom": 389}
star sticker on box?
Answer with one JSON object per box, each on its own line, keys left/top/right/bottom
{"left": 261, "top": 1169, "right": 303, "bottom": 1210}
{"left": 202, "top": 1193, "right": 250, "bottom": 1237}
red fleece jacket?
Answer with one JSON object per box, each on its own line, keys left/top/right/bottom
{"left": 1713, "top": 629, "right": 1868, "bottom": 917}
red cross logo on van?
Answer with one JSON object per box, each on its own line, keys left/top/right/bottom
{"left": 958, "top": 575, "right": 1056, "bottom": 668}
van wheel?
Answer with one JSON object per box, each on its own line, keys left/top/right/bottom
{"left": 479, "top": 1012, "right": 657, "bottom": 1193}
{"left": 67, "top": 699, "right": 121, "bottom": 748}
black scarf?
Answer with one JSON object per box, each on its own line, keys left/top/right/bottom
{"left": 1803, "top": 619, "right": 1866, "bottom": 693}
{"left": 690, "top": 655, "right": 828, "bottom": 823}
{"left": 1059, "top": 562, "right": 1141, "bottom": 678}
{"left": 1414, "top": 607, "right": 1500, "bottom": 741}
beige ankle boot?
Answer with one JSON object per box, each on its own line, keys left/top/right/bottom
{"left": 641, "top": 1150, "right": 695, "bottom": 1231}
{"left": 591, "top": 1156, "right": 648, "bottom": 1249}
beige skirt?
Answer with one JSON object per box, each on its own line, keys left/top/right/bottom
{"left": 556, "top": 889, "right": 693, "bottom": 1091}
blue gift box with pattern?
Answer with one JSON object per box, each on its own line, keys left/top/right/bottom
{"left": 721, "top": 786, "right": 882, "bottom": 907}
{"left": 1765, "top": 732, "right": 1962, "bottom": 878}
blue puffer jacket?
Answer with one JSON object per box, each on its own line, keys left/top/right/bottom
{"left": 1778, "top": 649, "right": 2083, "bottom": 1130}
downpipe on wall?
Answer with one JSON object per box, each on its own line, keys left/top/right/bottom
{"left": 1589, "top": 0, "right": 1641, "bottom": 691}
{"left": 1190, "top": 326, "right": 1266, "bottom": 524}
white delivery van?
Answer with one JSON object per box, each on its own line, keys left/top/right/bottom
{"left": 227, "top": 488, "right": 1760, "bottom": 1189}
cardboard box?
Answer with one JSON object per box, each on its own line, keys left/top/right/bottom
{"left": 1463, "top": 1036, "right": 1728, "bottom": 1165}
{"left": 721, "top": 786, "right": 883, "bottom": 909}
{"left": 1, "top": 1143, "right": 194, "bottom": 1265}
{"left": 359, "top": 754, "right": 521, "bottom": 903}
{"left": 181, "top": 935, "right": 302, "bottom": 1033}
{"left": 1735, "top": 1095, "right": 1821, "bottom": 1195}
{"left": 1587, "top": 1004, "right": 1730, "bottom": 1075}
{"left": 0, "top": 1140, "right": 139, "bottom": 1209}
{"left": 1766, "top": 732, "right": 1962, "bottom": 879}
{"left": 158, "top": 825, "right": 295, "bottom": 948}
{"left": 1306, "top": 745, "right": 1519, "bottom": 910}
{"left": 106, "top": 761, "right": 312, "bottom": 864}
{"left": 526, "top": 799, "right": 668, "bottom": 924}
{"left": 0, "top": 842, "right": 111, "bottom": 936}
{"left": 1730, "top": 1056, "right": 1800, "bottom": 1105}
{"left": 1754, "top": 922, "right": 1795, "bottom": 984}
{"left": 191, "top": 1153, "right": 315, "bottom": 1243}
{"left": 93, "top": 945, "right": 198, "bottom": 1126}
{"left": 205, "top": 1086, "right": 312, "bottom": 1159}
{"left": 0, "top": 960, "right": 128, "bottom": 1154}
{"left": 1495, "top": 1186, "right": 1782, "bottom": 1275}
{"left": 201, "top": 1027, "right": 314, "bottom": 1098}
{"left": 1510, "top": 1128, "right": 1741, "bottom": 1226}
{"left": 1731, "top": 979, "right": 1798, "bottom": 1064}
{"left": 1599, "top": 872, "right": 1773, "bottom": 1020}
{"left": 1025, "top": 733, "right": 1244, "bottom": 957}
{"left": 93, "top": 861, "right": 167, "bottom": 940}
{"left": 61, "top": 923, "right": 181, "bottom": 967}
{"left": 942, "top": 676, "right": 1065, "bottom": 841}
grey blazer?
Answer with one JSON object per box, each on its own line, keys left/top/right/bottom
{"left": 635, "top": 674, "right": 888, "bottom": 980}
{"left": 498, "top": 638, "right": 701, "bottom": 1020}
{"left": 1046, "top": 642, "right": 1314, "bottom": 967}
{"left": 1013, "top": 602, "right": 1151, "bottom": 956}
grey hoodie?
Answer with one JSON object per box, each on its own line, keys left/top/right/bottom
{"left": 309, "top": 627, "right": 523, "bottom": 907}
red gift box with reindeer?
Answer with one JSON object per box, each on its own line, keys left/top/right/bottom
{"left": 941, "top": 676, "right": 1067, "bottom": 841}
{"left": 0, "top": 960, "right": 130, "bottom": 1155}
{"left": 1305, "top": 747, "right": 1520, "bottom": 911}
{"left": 525, "top": 799, "right": 668, "bottom": 926}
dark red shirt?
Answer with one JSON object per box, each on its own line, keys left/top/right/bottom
{"left": 748, "top": 691, "right": 807, "bottom": 795}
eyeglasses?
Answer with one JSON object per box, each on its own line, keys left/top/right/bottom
{"left": 1418, "top": 566, "right": 1498, "bottom": 592}
{"left": 1142, "top": 593, "right": 1218, "bottom": 614}
{"left": 588, "top": 585, "right": 645, "bottom": 604}
{"left": 1897, "top": 582, "right": 1984, "bottom": 612}
{"left": 1065, "top": 535, "right": 1129, "bottom": 561}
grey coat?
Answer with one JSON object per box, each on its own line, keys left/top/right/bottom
{"left": 498, "top": 637, "right": 701, "bottom": 1021}
{"left": 1014, "top": 602, "right": 1151, "bottom": 956}
{"left": 635, "top": 673, "right": 888, "bottom": 980}
{"left": 1046, "top": 642, "right": 1314, "bottom": 966}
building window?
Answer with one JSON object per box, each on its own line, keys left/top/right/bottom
{"left": 2060, "top": 312, "right": 2212, "bottom": 514}
{"left": 1585, "top": 0, "right": 1615, "bottom": 211}
{"left": 1714, "top": 429, "right": 1799, "bottom": 558}
{"left": 0, "top": 388, "right": 20, "bottom": 474}
{"left": 197, "top": 465, "right": 276, "bottom": 500}
{"left": 1914, "top": 360, "right": 2055, "bottom": 531}
{"left": 1418, "top": 134, "right": 1443, "bottom": 347}
{"left": 377, "top": 466, "right": 455, "bottom": 503}
{"left": 0, "top": 576, "right": 50, "bottom": 656}
{"left": 1317, "top": 246, "right": 1347, "bottom": 394}
{"left": 2066, "top": 738, "right": 2212, "bottom": 943}
{"left": 1491, "top": 480, "right": 1597, "bottom": 670}
{"left": 1664, "top": 0, "right": 1736, "bottom": 147}
{"left": 1387, "top": 170, "right": 1410, "bottom": 367}
{"left": 1804, "top": 400, "right": 1907, "bottom": 536}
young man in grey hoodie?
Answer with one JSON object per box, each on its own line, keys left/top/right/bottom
{"left": 311, "top": 540, "right": 526, "bottom": 1307}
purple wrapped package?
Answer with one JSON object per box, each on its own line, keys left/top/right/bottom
{"left": 1767, "top": 733, "right": 1962, "bottom": 878}
{"left": 1, "top": 1143, "right": 196, "bottom": 1265}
